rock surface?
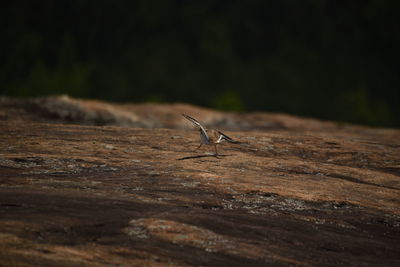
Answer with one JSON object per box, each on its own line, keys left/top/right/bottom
{"left": 0, "top": 96, "right": 399, "bottom": 266}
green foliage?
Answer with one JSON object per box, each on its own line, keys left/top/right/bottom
{"left": 341, "top": 89, "right": 393, "bottom": 126}
{"left": 0, "top": 0, "right": 399, "bottom": 127}
{"left": 7, "top": 59, "right": 93, "bottom": 98}
{"left": 211, "top": 91, "right": 244, "bottom": 111}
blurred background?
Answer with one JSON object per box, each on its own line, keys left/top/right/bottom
{"left": 1, "top": 0, "right": 399, "bottom": 127}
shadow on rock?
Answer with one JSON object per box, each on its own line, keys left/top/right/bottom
{"left": 177, "top": 154, "right": 233, "bottom": 160}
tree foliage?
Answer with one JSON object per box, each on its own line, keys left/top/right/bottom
{"left": 1, "top": 0, "right": 399, "bottom": 126}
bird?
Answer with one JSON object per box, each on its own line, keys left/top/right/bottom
{"left": 182, "top": 114, "right": 239, "bottom": 157}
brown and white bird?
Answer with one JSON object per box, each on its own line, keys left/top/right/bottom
{"left": 182, "top": 114, "right": 238, "bottom": 156}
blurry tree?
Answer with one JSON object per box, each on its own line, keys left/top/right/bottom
{"left": 0, "top": 0, "right": 399, "bottom": 127}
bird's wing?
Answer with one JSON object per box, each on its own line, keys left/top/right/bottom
{"left": 217, "top": 131, "right": 239, "bottom": 143}
{"left": 182, "top": 114, "right": 209, "bottom": 139}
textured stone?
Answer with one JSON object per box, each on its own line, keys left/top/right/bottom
{"left": 0, "top": 96, "right": 399, "bottom": 266}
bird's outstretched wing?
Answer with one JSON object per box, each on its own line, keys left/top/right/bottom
{"left": 182, "top": 114, "right": 209, "bottom": 139}
{"left": 217, "top": 131, "right": 240, "bottom": 143}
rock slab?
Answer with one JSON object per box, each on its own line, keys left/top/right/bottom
{"left": 0, "top": 96, "right": 399, "bottom": 266}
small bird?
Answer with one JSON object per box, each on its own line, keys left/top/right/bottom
{"left": 182, "top": 114, "right": 238, "bottom": 156}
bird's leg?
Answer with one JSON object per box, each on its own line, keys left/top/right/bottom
{"left": 194, "top": 143, "right": 202, "bottom": 152}
{"left": 214, "top": 144, "right": 219, "bottom": 157}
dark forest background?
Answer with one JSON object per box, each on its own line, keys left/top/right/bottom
{"left": 1, "top": 0, "right": 399, "bottom": 127}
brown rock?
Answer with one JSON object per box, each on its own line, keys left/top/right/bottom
{"left": 0, "top": 96, "right": 399, "bottom": 266}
